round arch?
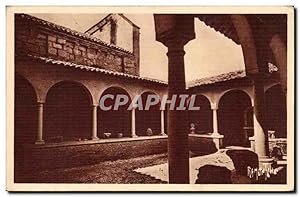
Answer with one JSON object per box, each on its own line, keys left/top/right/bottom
{"left": 44, "top": 81, "right": 93, "bottom": 142}
{"left": 98, "top": 86, "right": 132, "bottom": 138}
{"left": 218, "top": 90, "right": 253, "bottom": 147}
{"left": 15, "top": 74, "right": 38, "bottom": 144}
{"left": 217, "top": 88, "right": 252, "bottom": 108}
{"left": 14, "top": 74, "right": 39, "bottom": 180}
{"left": 45, "top": 80, "right": 93, "bottom": 105}
{"left": 187, "top": 94, "right": 212, "bottom": 134}
{"left": 136, "top": 91, "right": 161, "bottom": 136}
{"left": 265, "top": 84, "right": 287, "bottom": 138}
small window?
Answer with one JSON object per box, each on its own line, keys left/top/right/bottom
{"left": 110, "top": 20, "right": 117, "bottom": 45}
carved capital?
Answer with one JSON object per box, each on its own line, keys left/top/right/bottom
{"left": 154, "top": 14, "right": 195, "bottom": 47}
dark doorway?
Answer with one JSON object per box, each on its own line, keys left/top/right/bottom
{"left": 14, "top": 74, "right": 38, "bottom": 181}
{"left": 44, "top": 81, "right": 92, "bottom": 142}
{"left": 98, "top": 87, "right": 131, "bottom": 138}
{"left": 265, "top": 84, "right": 287, "bottom": 138}
{"left": 218, "top": 90, "right": 253, "bottom": 147}
{"left": 136, "top": 92, "right": 161, "bottom": 136}
{"left": 188, "top": 95, "right": 212, "bottom": 134}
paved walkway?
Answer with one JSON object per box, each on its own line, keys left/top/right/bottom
{"left": 134, "top": 149, "right": 235, "bottom": 183}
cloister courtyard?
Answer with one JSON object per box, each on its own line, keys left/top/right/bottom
{"left": 11, "top": 11, "right": 291, "bottom": 187}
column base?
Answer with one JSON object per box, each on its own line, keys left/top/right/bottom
{"left": 259, "top": 156, "right": 274, "bottom": 170}
{"left": 211, "top": 133, "right": 224, "bottom": 149}
{"left": 34, "top": 140, "right": 45, "bottom": 145}
{"left": 132, "top": 135, "right": 138, "bottom": 138}
{"left": 91, "top": 137, "right": 100, "bottom": 141}
{"left": 249, "top": 136, "right": 255, "bottom": 152}
{"left": 160, "top": 132, "right": 167, "bottom": 136}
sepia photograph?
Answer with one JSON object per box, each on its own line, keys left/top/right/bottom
{"left": 6, "top": 6, "right": 294, "bottom": 192}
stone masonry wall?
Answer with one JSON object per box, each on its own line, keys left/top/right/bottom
{"left": 15, "top": 14, "right": 138, "bottom": 75}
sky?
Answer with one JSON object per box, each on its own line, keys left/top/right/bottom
{"left": 32, "top": 13, "right": 245, "bottom": 82}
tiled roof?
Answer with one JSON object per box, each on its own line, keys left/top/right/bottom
{"left": 187, "top": 70, "right": 246, "bottom": 88}
{"left": 16, "top": 14, "right": 132, "bottom": 54}
{"left": 23, "top": 54, "right": 168, "bottom": 85}
{"left": 187, "top": 63, "right": 278, "bottom": 88}
{"left": 21, "top": 54, "right": 277, "bottom": 88}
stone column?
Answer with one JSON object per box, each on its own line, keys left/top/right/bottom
{"left": 154, "top": 14, "right": 195, "bottom": 183}
{"left": 91, "top": 105, "right": 99, "bottom": 140}
{"left": 131, "top": 106, "right": 137, "bottom": 137}
{"left": 211, "top": 105, "right": 219, "bottom": 136}
{"left": 35, "top": 102, "right": 45, "bottom": 144}
{"left": 160, "top": 110, "right": 166, "bottom": 135}
{"left": 211, "top": 103, "right": 223, "bottom": 149}
{"left": 166, "top": 41, "right": 190, "bottom": 183}
{"left": 253, "top": 76, "right": 268, "bottom": 158}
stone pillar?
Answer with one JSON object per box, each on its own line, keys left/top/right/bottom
{"left": 154, "top": 14, "right": 195, "bottom": 183}
{"left": 131, "top": 107, "right": 137, "bottom": 137}
{"left": 211, "top": 104, "right": 223, "bottom": 149}
{"left": 253, "top": 76, "right": 268, "bottom": 158}
{"left": 35, "top": 102, "right": 45, "bottom": 144}
{"left": 91, "top": 105, "right": 99, "bottom": 140}
{"left": 160, "top": 110, "right": 166, "bottom": 135}
{"left": 211, "top": 105, "right": 219, "bottom": 136}
{"left": 166, "top": 41, "right": 190, "bottom": 183}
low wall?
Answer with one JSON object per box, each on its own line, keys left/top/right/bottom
{"left": 189, "top": 135, "right": 218, "bottom": 156}
{"left": 21, "top": 137, "right": 167, "bottom": 171}
{"left": 19, "top": 135, "right": 221, "bottom": 172}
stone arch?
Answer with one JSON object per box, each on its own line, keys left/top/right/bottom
{"left": 269, "top": 34, "right": 287, "bottom": 93}
{"left": 97, "top": 86, "right": 132, "bottom": 138}
{"left": 230, "top": 15, "right": 259, "bottom": 75}
{"left": 96, "top": 84, "right": 133, "bottom": 104}
{"left": 45, "top": 80, "right": 94, "bottom": 105}
{"left": 136, "top": 91, "right": 161, "bottom": 136}
{"left": 14, "top": 74, "right": 38, "bottom": 144}
{"left": 218, "top": 89, "right": 253, "bottom": 147}
{"left": 217, "top": 88, "right": 252, "bottom": 108}
{"left": 14, "top": 74, "right": 40, "bottom": 179}
{"left": 265, "top": 84, "right": 287, "bottom": 138}
{"left": 264, "top": 82, "right": 281, "bottom": 93}
{"left": 44, "top": 80, "right": 93, "bottom": 142}
{"left": 187, "top": 94, "right": 212, "bottom": 134}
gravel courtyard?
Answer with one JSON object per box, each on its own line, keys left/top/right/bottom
{"left": 26, "top": 153, "right": 168, "bottom": 184}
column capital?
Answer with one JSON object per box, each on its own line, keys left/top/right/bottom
{"left": 131, "top": 103, "right": 138, "bottom": 110}
{"left": 154, "top": 14, "right": 195, "bottom": 48}
{"left": 211, "top": 103, "right": 218, "bottom": 110}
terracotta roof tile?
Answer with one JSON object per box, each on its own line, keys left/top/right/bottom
{"left": 187, "top": 63, "right": 278, "bottom": 88}
{"left": 23, "top": 54, "right": 168, "bottom": 85}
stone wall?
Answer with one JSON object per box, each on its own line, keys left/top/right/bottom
{"left": 21, "top": 138, "right": 168, "bottom": 171}
{"left": 15, "top": 14, "right": 138, "bottom": 75}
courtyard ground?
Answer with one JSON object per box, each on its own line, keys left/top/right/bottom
{"left": 26, "top": 153, "right": 168, "bottom": 184}
{"left": 19, "top": 151, "right": 286, "bottom": 184}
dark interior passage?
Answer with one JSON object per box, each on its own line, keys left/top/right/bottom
{"left": 265, "top": 84, "right": 287, "bottom": 138}
{"left": 98, "top": 87, "right": 131, "bottom": 138}
{"left": 218, "top": 90, "right": 253, "bottom": 147}
{"left": 136, "top": 92, "right": 161, "bottom": 136}
{"left": 15, "top": 74, "right": 37, "bottom": 145}
{"left": 14, "top": 74, "right": 38, "bottom": 181}
{"left": 44, "top": 81, "right": 92, "bottom": 142}
{"left": 188, "top": 95, "right": 212, "bottom": 134}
